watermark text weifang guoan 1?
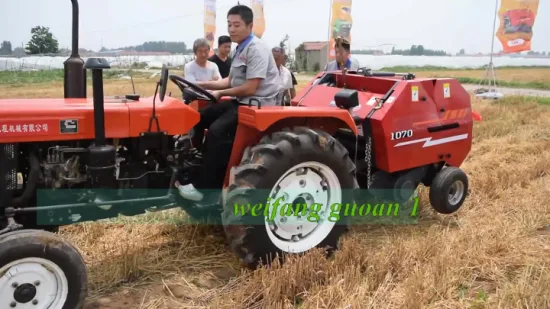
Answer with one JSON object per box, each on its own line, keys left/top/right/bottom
{"left": 233, "top": 195, "right": 419, "bottom": 223}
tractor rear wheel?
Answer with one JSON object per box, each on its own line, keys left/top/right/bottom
{"left": 222, "top": 127, "right": 358, "bottom": 269}
{"left": 0, "top": 229, "right": 87, "bottom": 309}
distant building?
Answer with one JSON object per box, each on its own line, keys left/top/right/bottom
{"left": 294, "top": 41, "right": 329, "bottom": 72}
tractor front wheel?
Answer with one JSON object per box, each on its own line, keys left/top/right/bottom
{"left": 429, "top": 166, "right": 469, "bottom": 214}
{"left": 0, "top": 229, "right": 87, "bottom": 309}
{"left": 222, "top": 127, "right": 358, "bottom": 269}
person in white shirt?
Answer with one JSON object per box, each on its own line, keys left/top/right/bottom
{"left": 184, "top": 38, "right": 222, "bottom": 83}
{"left": 272, "top": 47, "right": 295, "bottom": 106}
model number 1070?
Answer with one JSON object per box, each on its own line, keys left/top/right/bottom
{"left": 391, "top": 130, "right": 413, "bottom": 140}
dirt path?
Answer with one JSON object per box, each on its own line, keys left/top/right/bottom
{"left": 461, "top": 84, "right": 550, "bottom": 97}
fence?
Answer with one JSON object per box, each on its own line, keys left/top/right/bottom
{"left": 3, "top": 52, "right": 550, "bottom": 74}
{"left": 0, "top": 53, "right": 196, "bottom": 72}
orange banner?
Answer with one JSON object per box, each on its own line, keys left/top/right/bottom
{"left": 251, "top": 0, "right": 265, "bottom": 38}
{"left": 328, "top": 0, "right": 352, "bottom": 60}
{"left": 204, "top": 0, "right": 216, "bottom": 56}
{"left": 496, "top": 0, "right": 539, "bottom": 54}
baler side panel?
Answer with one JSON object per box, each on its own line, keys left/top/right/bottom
{"left": 371, "top": 79, "right": 472, "bottom": 173}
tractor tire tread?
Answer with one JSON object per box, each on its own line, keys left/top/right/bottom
{"left": 222, "top": 126, "right": 358, "bottom": 269}
{"left": 429, "top": 166, "right": 469, "bottom": 214}
{"left": 0, "top": 229, "right": 87, "bottom": 309}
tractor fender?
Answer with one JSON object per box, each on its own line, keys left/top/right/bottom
{"left": 237, "top": 106, "right": 358, "bottom": 135}
{"left": 223, "top": 106, "right": 358, "bottom": 188}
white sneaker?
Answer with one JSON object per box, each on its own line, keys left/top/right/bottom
{"left": 175, "top": 181, "right": 204, "bottom": 201}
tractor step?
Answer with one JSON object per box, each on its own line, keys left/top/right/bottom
{"left": 182, "top": 202, "right": 223, "bottom": 224}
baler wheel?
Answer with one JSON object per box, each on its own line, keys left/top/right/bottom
{"left": 429, "top": 167, "right": 469, "bottom": 214}
{"left": 0, "top": 229, "right": 87, "bottom": 309}
{"left": 221, "top": 127, "right": 358, "bottom": 269}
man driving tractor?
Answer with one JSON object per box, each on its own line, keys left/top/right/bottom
{"left": 175, "top": 4, "right": 281, "bottom": 202}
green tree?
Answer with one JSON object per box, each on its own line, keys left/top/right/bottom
{"left": 112, "top": 41, "right": 187, "bottom": 53}
{"left": 313, "top": 62, "right": 320, "bottom": 72}
{"left": 0, "top": 41, "right": 12, "bottom": 55}
{"left": 25, "top": 26, "right": 59, "bottom": 54}
{"left": 295, "top": 43, "right": 306, "bottom": 71}
{"left": 279, "top": 34, "right": 289, "bottom": 50}
{"left": 279, "top": 34, "right": 291, "bottom": 66}
{"left": 391, "top": 44, "right": 448, "bottom": 56}
{"left": 12, "top": 47, "right": 25, "bottom": 56}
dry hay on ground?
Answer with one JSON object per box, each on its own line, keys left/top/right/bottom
{"left": 415, "top": 68, "right": 550, "bottom": 86}
{"left": 61, "top": 95, "right": 550, "bottom": 309}
{"left": 2, "top": 77, "right": 550, "bottom": 308}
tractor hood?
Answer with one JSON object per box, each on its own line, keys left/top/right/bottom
{"left": 0, "top": 95, "right": 200, "bottom": 143}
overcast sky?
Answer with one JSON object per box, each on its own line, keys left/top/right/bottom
{"left": 1, "top": 0, "right": 548, "bottom": 54}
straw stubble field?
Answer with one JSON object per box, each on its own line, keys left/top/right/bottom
{"left": 1, "top": 69, "right": 550, "bottom": 309}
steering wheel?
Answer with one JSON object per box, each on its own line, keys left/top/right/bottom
{"left": 168, "top": 74, "right": 218, "bottom": 104}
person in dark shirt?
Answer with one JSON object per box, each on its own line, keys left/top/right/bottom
{"left": 290, "top": 71, "right": 297, "bottom": 87}
{"left": 286, "top": 53, "right": 298, "bottom": 96}
{"left": 208, "top": 35, "right": 232, "bottom": 78}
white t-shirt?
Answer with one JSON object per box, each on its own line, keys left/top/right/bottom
{"left": 276, "top": 65, "right": 293, "bottom": 105}
{"left": 278, "top": 65, "right": 293, "bottom": 90}
{"left": 183, "top": 60, "right": 221, "bottom": 83}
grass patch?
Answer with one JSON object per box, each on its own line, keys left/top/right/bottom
{"left": 379, "top": 66, "right": 550, "bottom": 90}
{"left": 0, "top": 69, "right": 64, "bottom": 84}
{"left": 490, "top": 95, "right": 550, "bottom": 105}
{"left": 0, "top": 69, "right": 147, "bottom": 85}
{"left": 456, "top": 76, "right": 550, "bottom": 90}
{"left": 380, "top": 65, "right": 550, "bottom": 72}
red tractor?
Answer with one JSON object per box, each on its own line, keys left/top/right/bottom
{"left": 0, "top": 1, "right": 479, "bottom": 308}
{"left": 503, "top": 8, "right": 535, "bottom": 34}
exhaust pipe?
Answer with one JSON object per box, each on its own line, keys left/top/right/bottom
{"left": 84, "top": 58, "right": 110, "bottom": 146}
{"left": 85, "top": 57, "right": 117, "bottom": 188}
{"left": 63, "top": 0, "right": 86, "bottom": 99}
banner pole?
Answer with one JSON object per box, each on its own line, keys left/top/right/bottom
{"left": 326, "top": 0, "right": 332, "bottom": 64}
{"left": 475, "top": 0, "right": 503, "bottom": 100}
{"left": 489, "top": 0, "right": 498, "bottom": 65}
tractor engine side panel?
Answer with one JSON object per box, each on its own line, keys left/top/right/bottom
{"left": 370, "top": 79, "right": 472, "bottom": 173}
{"left": 0, "top": 99, "right": 130, "bottom": 143}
